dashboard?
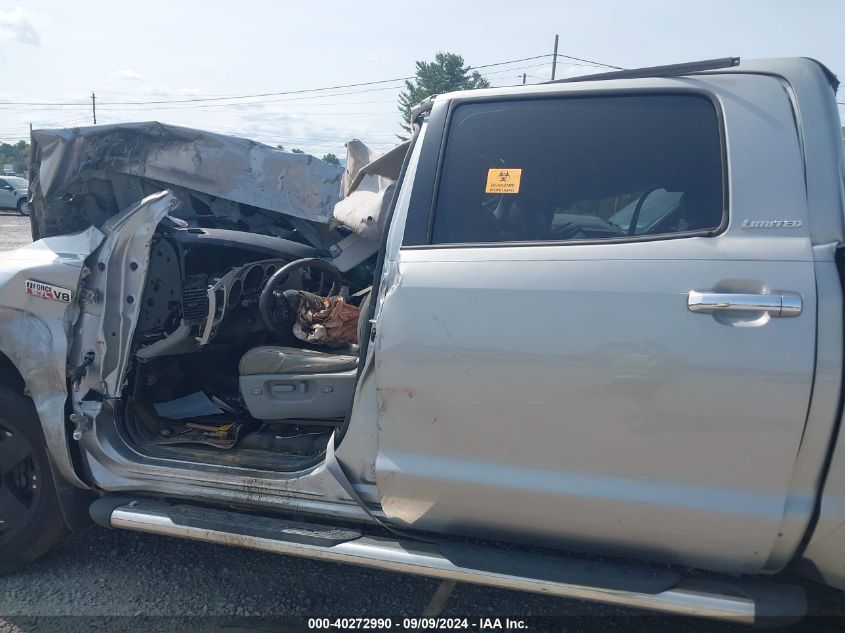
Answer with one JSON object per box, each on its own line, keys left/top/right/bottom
{"left": 195, "top": 258, "right": 302, "bottom": 345}
{"left": 136, "top": 227, "right": 323, "bottom": 354}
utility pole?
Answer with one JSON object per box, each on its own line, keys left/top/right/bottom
{"left": 551, "top": 34, "right": 559, "bottom": 80}
{"left": 522, "top": 73, "right": 527, "bottom": 85}
{"left": 91, "top": 92, "right": 97, "bottom": 124}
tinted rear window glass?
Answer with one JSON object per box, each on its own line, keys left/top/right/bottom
{"left": 431, "top": 94, "right": 724, "bottom": 245}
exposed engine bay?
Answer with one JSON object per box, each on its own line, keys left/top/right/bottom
{"left": 27, "top": 122, "right": 405, "bottom": 472}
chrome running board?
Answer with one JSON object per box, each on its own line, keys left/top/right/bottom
{"left": 92, "top": 498, "right": 805, "bottom": 625}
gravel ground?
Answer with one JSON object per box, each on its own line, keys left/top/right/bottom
{"left": 1, "top": 212, "right": 844, "bottom": 632}
{"left": 0, "top": 212, "right": 31, "bottom": 251}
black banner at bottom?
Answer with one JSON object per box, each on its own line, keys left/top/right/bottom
{"left": 0, "top": 616, "right": 842, "bottom": 633}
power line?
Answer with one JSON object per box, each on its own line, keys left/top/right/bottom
{"left": 0, "top": 100, "right": 89, "bottom": 106}
{"left": 481, "top": 62, "right": 555, "bottom": 76}
{"left": 556, "top": 52, "right": 622, "bottom": 70}
{"left": 0, "top": 54, "right": 555, "bottom": 109}
{"left": 99, "top": 95, "right": 403, "bottom": 112}
{"left": 0, "top": 48, "right": 626, "bottom": 151}
{"left": 0, "top": 117, "right": 89, "bottom": 133}
{"left": 0, "top": 51, "right": 621, "bottom": 113}
{"left": 70, "top": 54, "right": 618, "bottom": 102}
{"left": 39, "top": 115, "right": 101, "bottom": 126}
{"left": 0, "top": 106, "right": 91, "bottom": 112}
{"left": 105, "top": 63, "right": 559, "bottom": 107}
{"left": 23, "top": 54, "right": 549, "bottom": 108}
{"left": 99, "top": 70, "right": 548, "bottom": 111}
{"left": 96, "top": 80, "right": 410, "bottom": 106}
{"left": 56, "top": 65, "right": 569, "bottom": 115}
{"left": 97, "top": 63, "right": 595, "bottom": 109}
{"left": 470, "top": 54, "right": 554, "bottom": 71}
{"left": 93, "top": 54, "right": 554, "bottom": 105}
{"left": 0, "top": 88, "right": 394, "bottom": 111}
{"left": 87, "top": 85, "right": 407, "bottom": 109}
{"left": 0, "top": 106, "right": 393, "bottom": 116}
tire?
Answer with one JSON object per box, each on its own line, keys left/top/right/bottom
{"left": 16, "top": 199, "right": 29, "bottom": 216}
{"left": 0, "top": 386, "right": 67, "bottom": 574}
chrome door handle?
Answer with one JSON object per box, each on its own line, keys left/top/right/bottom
{"left": 688, "top": 291, "right": 802, "bottom": 317}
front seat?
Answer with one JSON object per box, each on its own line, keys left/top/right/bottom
{"left": 239, "top": 346, "right": 359, "bottom": 376}
{"left": 238, "top": 294, "right": 370, "bottom": 422}
{"left": 238, "top": 346, "right": 359, "bottom": 422}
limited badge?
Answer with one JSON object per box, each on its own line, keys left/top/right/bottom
{"left": 485, "top": 168, "right": 522, "bottom": 194}
{"left": 25, "top": 279, "right": 73, "bottom": 303}
{"left": 740, "top": 219, "right": 803, "bottom": 229}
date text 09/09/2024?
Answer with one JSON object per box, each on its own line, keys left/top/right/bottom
{"left": 307, "top": 618, "right": 528, "bottom": 630}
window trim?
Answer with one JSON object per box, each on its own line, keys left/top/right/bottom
{"left": 404, "top": 87, "right": 729, "bottom": 250}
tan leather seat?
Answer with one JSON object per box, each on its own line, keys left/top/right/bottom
{"left": 239, "top": 346, "right": 359, "bottom": 376}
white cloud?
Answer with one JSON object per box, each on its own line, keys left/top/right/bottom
{"left": 0, "top": 7, "right": 40, "bottom": 46}
{"left": 113, "top": 68, "right": 145, "bottom": 82}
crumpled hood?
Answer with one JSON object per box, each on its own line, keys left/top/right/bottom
{"left": 334, "top": 139, "right": 410, "bottom": 241}
{"left": 28, "top": 122, "right": 344, "bottom": 244}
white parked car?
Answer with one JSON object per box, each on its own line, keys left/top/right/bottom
{"left": 0, "top": 176, "right": 29, "bottom": 215}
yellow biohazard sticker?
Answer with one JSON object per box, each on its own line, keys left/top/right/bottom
{"left": 485, "top": 168, "right": 522, "bottom": 194}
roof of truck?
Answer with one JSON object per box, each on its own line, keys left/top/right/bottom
{"left": 430, "top": 57, "right": 838, "bottom": 103}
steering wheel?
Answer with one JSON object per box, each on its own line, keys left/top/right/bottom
{"left": 259, "top": 258, "right": 344, "bottom": 340}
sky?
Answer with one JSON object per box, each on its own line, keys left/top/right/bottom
{"left": 0, "top": 0, "right": 843, "bottom": 157}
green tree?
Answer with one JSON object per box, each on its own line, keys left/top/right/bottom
{"left": 291, "top": 148, "right": 305, "bottom": 154}
{"left": 322, "top": 153, "right": 340, "bottom": 166}
{"left": 0, "top": 140, "right": 30, "bottom": 173}
{"left": 398, "top": 52, "right": 490, "bottom": 136}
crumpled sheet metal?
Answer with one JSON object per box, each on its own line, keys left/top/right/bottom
{"left": 340, "top": 139, "right": 381, "bottom": 199}
{"left": 340, "top": 139, "right": 409, "bottom": 197}
{"left": 333, "top": 177, "right": 396, "bottom": 241}
{"left": 29, "top": 121, "right": 343, "bottom": 238}
{"left": 292, "top": 290, "right": 361, "bottom": 346}
{"left": 334, "top": 140, "right": 410, "bottom": 241}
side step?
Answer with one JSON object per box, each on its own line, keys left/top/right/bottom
{"left": 91, "top": 498, "right": 806, "bottom": 625}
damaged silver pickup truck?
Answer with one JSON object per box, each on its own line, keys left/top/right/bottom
{"left": 2, "top": 56, "right": 845, "bottom": 625}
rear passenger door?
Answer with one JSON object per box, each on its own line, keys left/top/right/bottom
{"left": 373, "top": 77, "right": 818, "bottom": 574}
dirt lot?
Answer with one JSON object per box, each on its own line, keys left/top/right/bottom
{"left": 0, "top": 211, "right": 843, "bottom": 632}
{"left": 0, "top": 212, "right": 32, "bottom": 251}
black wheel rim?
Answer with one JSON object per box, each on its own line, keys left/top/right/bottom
{"left": 0, "top": 424, "right": 40, "bottom": 544}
